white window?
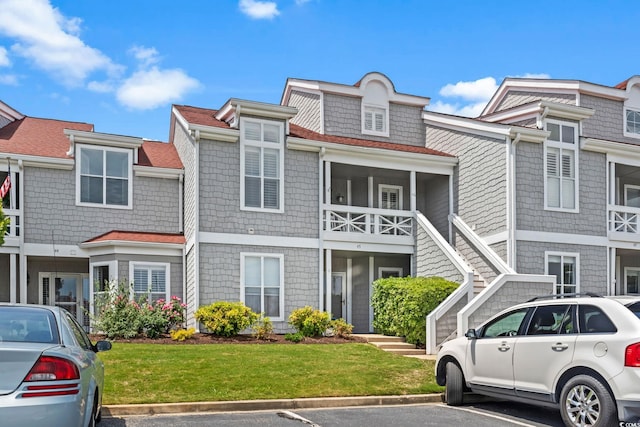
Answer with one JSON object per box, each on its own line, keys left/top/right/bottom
{"left": 624, "top": 184, "right": 640, "bottom": 208}
{"left": 379, "top": 184, "right": 403, "bottom": 210}
{"left": 362, "top": 105, "right": 388, "bottom": 136}
{"left": 76, "top": 145, "right": 132, "bottom": 208}
{"left": 241, "top": 253, "right": 284, "bottom": 320}
{"left": 546, "top": 252, "right": 579, "bottom": 295}
{"left": 130, "top": 262, "right": 169, "bottom": 303}
{"left": 625, "top": 267, "right": 640, "bottom": 294}
{"left": 379, "top": 267, "right": 403, "bottom": 279}
{"left": 626, "top": 109, "right": 640, "bottom": 136}
{"left": 240, "top": 118, "right": 284, "bottom": 212}
{"left": 544, "top": 121, "right": 578, "bottom": 212}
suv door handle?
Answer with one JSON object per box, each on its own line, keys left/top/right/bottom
{"left": 498, "top": 342, "right": 511, "bottom": 352}
{"left": 552, "top": 343, "right": 569, "bottom": 351}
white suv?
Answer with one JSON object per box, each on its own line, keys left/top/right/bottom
{"left": 435, "top": 294, "right": 640, "bottom": 427}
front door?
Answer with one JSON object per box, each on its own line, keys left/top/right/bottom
{"left": 331, "top": 272, "right": 347, "bottom": 321}
{"left": 40, "top": 273, "right": 88, "bottom": 328}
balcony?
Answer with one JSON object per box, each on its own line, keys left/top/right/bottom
{"left": 2, "top": 208, "right": 20, "bottom": 245}
{"left": 609, "top": 205, "right": 640, "bottom": 242}
{"left": 323, "top": 205, "right": 414, "bottom": 248}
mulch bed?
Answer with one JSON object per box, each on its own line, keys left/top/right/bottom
{"left": 90, "top": 333, "right": 368, "bottom": 345}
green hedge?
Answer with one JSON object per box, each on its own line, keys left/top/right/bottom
{"left": 371, "top": 276, "right": 458, "bottom": 345}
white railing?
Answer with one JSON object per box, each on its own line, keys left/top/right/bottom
{"left": 3, "top": 209, "right": 20, "bottom": 238}
{"left": 609, "top": 205, "right": 640, "bottom": 234}
{"left": 324, "top": 205, "right": 413, "bottom": 236}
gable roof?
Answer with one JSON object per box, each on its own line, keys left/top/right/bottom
{"left": 138, "top": 140, "right": 183, "bottom": 169}
{"left": 289, "top": 123, "right": 453, "bottom": 157}
{"left": 83, "top": 230, "right": 185, "bottom": 245}
{"left": 173, "top": 105, "right": 229, "bottom": 129}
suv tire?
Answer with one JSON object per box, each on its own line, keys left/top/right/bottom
{"left": 445, "top": 362, "right": 464, "bottom": 406}
{"left": 559, "top": 375, "right": 616, "bottom": 427}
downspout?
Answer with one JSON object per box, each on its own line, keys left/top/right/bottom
{"left": 319, "top": 147, "right": 325, "bottom": 310}
{"left": 179, "top": 172, "right": 186, "bottom": 318}
{"left": 192, "top": 128, "right": 201, "bottom": 330}
{"left": 507, "top": 132, "right": 521, "bottom": 269}
{"left": 18, "top": 159, "right": 27, "bottom": 303}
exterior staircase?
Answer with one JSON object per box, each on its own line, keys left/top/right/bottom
{"left": 357, "top": 334, "right": 435, "bottom": 360}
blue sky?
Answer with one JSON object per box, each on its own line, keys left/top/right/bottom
{"left": 0, "top": 0, "right": 638, "bottom": 142}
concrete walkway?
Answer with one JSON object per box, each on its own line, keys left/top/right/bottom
{"left": 356, "top": 334, "right": 436, "bottom": 360}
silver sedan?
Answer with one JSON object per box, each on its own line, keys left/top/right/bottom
{"left": 0, "top": 304, "right": 112, "bottom": 427}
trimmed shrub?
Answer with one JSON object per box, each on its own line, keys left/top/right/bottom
{"left": 170, "top": 327, "right": 196, "bottom": 341}
{"left": 284, "top": 331, "right": 305, "bottom": 342}
{"left": 371, "top": 276, "right": 458, "bottom": 345}
{"left": 194, "top": 301, "right": 259, "bottom": 337}
{"left": 252, "top": 315, "right": 274, "bottom": 340}
{"left": 288, "top": 306, "right": 331, "bottom": 337}
{"left": 330, "top": 318, "right": 353, "bottom": 338}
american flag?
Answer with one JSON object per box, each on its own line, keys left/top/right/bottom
{"left": 0, "top": 174, "right": 10, "bottom": 199}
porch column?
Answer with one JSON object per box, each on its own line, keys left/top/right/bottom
{"left": 20, "top": 254, "right": 27, "bottom": 303}
{"left": 368, "top": 256, "right": 374, "bottom": 332}
{"left": 410, "top": 170, "right": 416, "bottom": 212}
{"left": 9, "top": 253, "right": 16, "bottom": 303}
{"left": 325, "top": 249, "right": 332, "bottom": 315}
{"left": 368, "top": 176, "right": 374, "bottom": 207}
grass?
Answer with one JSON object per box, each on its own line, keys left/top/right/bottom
{"left": 100, "top": 343, "right": 442, "bottom": 405}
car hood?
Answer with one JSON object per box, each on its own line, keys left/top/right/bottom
{"left": 0, "top": 343, "right": 59, "bottom": 395}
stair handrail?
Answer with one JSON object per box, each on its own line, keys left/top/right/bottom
{"left": 416, "top": 213, "right": 474, "bottom": 354}
{"left": 449, "top": 214, "right": 515, "bottom": 275}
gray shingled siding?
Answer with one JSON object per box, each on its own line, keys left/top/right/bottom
{"left": 323, "top": 93, "right": 425, "bottom": 146}
{"left": 581, "top": 94, "right": 640, "bottom": 145}
{"left": 511, "top": 118, "right": 538, "bottom": 128}
{"left": 185, "top": 248, "right": 196, "bottom": 328}
{"left": 24, "top": 167, "right": 181, "bottom": 245}
{"left": 515, "top": 141, "right": 607, "bottom": 235}
{"left": 288, "top": 90, "right": 321, "bottom": 133}
{"left": 453, "top": 228, "right": 500, "bottom": 284}
{"left": 173, "top": 124, "right": 197, "bottom": 241}
{"left": 426, "top": 126, "right": 507, "bottom": 237}
{"left": 418, "top": 174, "right": 450, "bottom": 238}
{"left": 198, "top": 244, "right": 318, "bottom": 333}
{"left": 0, "top": 116, "right": 11, "bottom": 128}
{"left": 489, "top": 241, "right": 507, "bottom": 262}
{"left": 467, "top": 279, "right": 553, "bottom": 329}
{"left": 198, "top": 137, "right": 319, "bottom": 237}
{"left": 516, "top": 241, "right": 607, "bottom": 295}
{"left": 415, "top": 224, "right": 464, "bottom": 283}
{"left": 436, "top": 297, "right": 467, "bottom": 344}
{"left": 496, "top": 91, "right": 576, "bottom": 112}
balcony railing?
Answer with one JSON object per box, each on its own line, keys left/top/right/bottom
{"left": 3, "top": 209, "right": 20, "bottom": 238}
{"left": 609, "top": 205, "right": 640, "bottom": 235}
{"left": 323, "top": 205, "right": 413, "bottom": 236}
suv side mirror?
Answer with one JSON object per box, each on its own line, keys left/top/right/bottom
{"left": 464, "top": 329, "right": 478, "bottom": 339}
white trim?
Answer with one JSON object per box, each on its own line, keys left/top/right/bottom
{"left": 129, "top": 261, "right": 171, "bottom": 302}
{"left": 624, "top": 184, "right": 640, "bottom": 207}
{"left": 378, "top": 184, "right": 403, "bottom": 210}
{"left": 481, "top": 100, "right": 594, "bottom": 125}
{"left": 583, "top": 137, "right": 640, "bottom": 160}
{"left": 240, "top": 252, "right": 285, "bottom": 321}
{"left": 323, "top": 239, "right": 414, "bottom": 254}
{"left": 624, "top": 107, "right": 640, "bottom": 139}
{"left": 216, "top": 98, "right": 297, "bottom": 123}
{"left": 482, "top": 230, "right": 509, "bottom": 246}
{"left": 240, "top": 117, "right": 285, "bottom": 213}
{"left": 89, "top": 260, "right": 117, "bottom": 320}
{"left": 330, "top": 271, "right": 347, "bottom": 321}
{"left": 134, "top": 165, "right": 183, "bottom": 179}
{"left": 367, "top": 257, "right": 372, "bottom": 332}
{"left": 75, "top": 144, "right": 133, "bottom": 210}
{"left": 545, "top": 251, "right": 580, "bottom": 294}
{"left": 199, "top": 232, "right": 319, "bottom": 249}
{"left": 0, "top": 153, "right": 75, "bottom": 170}
{"left": 362, "top": 104, "right": 389, "bottom": 137}
{"left": 23, "top": 243, "right": 88, "bottom": 257}
{"left": 516, "top": 230, "right": 609, "bottom": 246}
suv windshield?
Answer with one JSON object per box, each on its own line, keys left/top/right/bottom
{"left": 626, "top": 302, "right": 640, "bottom": 319}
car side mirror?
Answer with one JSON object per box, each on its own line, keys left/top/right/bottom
{"left": 94, "top": 340, "right": 112, "bottom": 352}
{"left": 464, "top": 329, "right": 478, "bottom": 339}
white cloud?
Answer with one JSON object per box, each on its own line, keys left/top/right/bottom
{"left": 0, "top": 47, "right": 10, "bottom": 67}
{"left": 129, "top": 45, "right": 161, "bottom": 69}
{"left": 0, "top": 0, "right": 121, "bottom": 86}
{"left": 295, "top": 0, "right": 311, "bottom": 4}
{"left": 517, "top": 73, "right": 551, "bottom": 79}
{"left": 116, "top": 67, "right": 200, "bottom": 110}
{"left": 439, "top": 77, "right": 498, "bottom": 102}
{"left": 239, "top": 0, "right": 280, "bottom": 19}
{"left": 0, "top": 74, "right": 19, "bottom": 85}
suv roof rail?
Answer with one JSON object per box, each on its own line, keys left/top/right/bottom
{"left": 527, "top": 292, "right": 603, "bottom": 302}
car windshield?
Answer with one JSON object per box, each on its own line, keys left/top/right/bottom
{"left": 626, "top": 302, "right": 640, "bottom": 319}
{"left": 0, "top": 306, "right": 59, "bottom": 344}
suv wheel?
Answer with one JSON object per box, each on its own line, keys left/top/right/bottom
{"left": 445, "top": 362, "right": 464, "bottom": 406}
{"left": 559, "top": 375, "right": 616, "bottom": 427}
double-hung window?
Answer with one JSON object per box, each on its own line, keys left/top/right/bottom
{"left": 77, "top": 145, "right": 132, "bottom": 208}
{"left": 241, "top": 253, "right": 283, "bottom": 320}
{"left": 362, "top": 105, "right": 388, "bottom": 136}
{"left": 240, "top": 118, "right": 284, "bottom": 212}
{"left": 131, "top": 262, "right": 169, "bottom": 303}
{"left": 546, "top": 252, "right": 579, "bottom": 295}
{"left": 544, "top": 120, "right": 578, "bottom": 212}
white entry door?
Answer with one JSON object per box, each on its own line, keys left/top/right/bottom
{"left": 331, "top": 272, "right": 347, "bottom": 321}
{"left": 40, "top": 273, "right": 88, "bottom": 328}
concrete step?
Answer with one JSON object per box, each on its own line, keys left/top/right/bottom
{"left": 355, "top": 334, "right": 428, "bottom": 358}
{"left": 369, "top": 342, "right": 417, "bottom": 350}
{"left": 356, "top": 334, "right": 405, "bottom": 343}
{"left": 384, "top": 348, "right": 427, "bottom": 356}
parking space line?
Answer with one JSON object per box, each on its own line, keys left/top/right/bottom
{"left": 441, "top": 405, "right": 539, "bottom": 427}
{"left": 277, "top": 410, "right": 322, "bottom": 426}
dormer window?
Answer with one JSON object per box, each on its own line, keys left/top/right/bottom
{"left": 626, "top": 109, "right": 640, "bottom": 135}
{"left": 363, "top": 105, "right": 387, "bottom": 135}
{"left": 76, "top": 145, "right": 132, "bottom": 208}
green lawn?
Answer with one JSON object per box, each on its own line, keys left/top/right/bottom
{"left": 100, "top": 343, "right": 442, "bottom": 405}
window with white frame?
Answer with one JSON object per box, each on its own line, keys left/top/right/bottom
{"left": 240, "top": 118, "right": 284, "bottom": 211}
{"left": 379, "top": 184, "right": 403, "bottom": 210}
{"left": 546, "top": 253, "right": 579, "bottom": 295}
{"left": 624, "top": 184, "right": 640, "bottom": 208}
{"left": 77, "top": 145, "right": 132, "bottom": 208}
{"left": 362, "top": 105, "right": 388, "bottom": 136}
{"left": 626, "top": 109, "right": 640, "bottom": 136}
{"left": 130, "top": 263, "right": 169, "bottom": 303}
{"left": 379, "top": 267, "right": 403, "bottom": 279}
{"left": 242, "top": 253, "right": 283, "bottom": 320}
{"left": 544, "top": 120, "right": 578, "bottom": 211}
